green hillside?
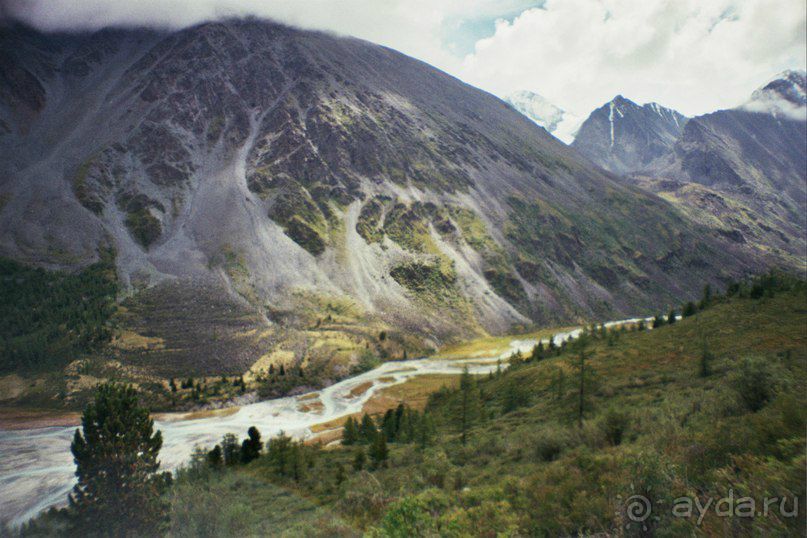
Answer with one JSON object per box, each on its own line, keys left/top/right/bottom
{"left": 22, "top": 275, "right": 806, "bottom": 537}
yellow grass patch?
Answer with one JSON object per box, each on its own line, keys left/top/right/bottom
{"left": 433, "top": 325, "right": 577, "bottom": 359}
{"left": 363, "top": 374, "right": 460, "bottom": 413}
{"left": 245, "top": 349, "right": 295, "bottom": 382}
{"left": 111, "top": 330, "right": 165, "bottom": 351}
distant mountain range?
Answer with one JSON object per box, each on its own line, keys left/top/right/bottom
{"left": 566, "top": 70, "right": 805, "bottom": 267}
{"left": 0, "top": 20, "right": 762, "bottom": 378}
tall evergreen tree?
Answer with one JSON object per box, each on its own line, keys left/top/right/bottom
{"left": 68, "top": 383, "right": 171, "bottom": 536}
{"left": 369, "top": 432, "right": 389, "bottom": 468}
{"left": 342, "top": 416, "right": 358, "bottom": 445}
{"left": 241, "top": 426, "right": 263, "bottom": 463}
{"left": 221, "top": 433, "right": 240, "bottom": 466}
{"left": 359, "top": 413, "right": 377, "bottom": 444}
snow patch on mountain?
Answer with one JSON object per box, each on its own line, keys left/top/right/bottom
{"left": 505, "top": 90, "right": 581, "bottom": 144}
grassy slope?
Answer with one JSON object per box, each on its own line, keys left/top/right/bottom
{"left": 159, "top": 281, "right": 805, "bottom": 537}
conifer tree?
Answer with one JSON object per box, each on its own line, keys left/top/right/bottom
{"left": 382, "top": 409, "right": 396, "bottom": 441}
{"left": 207, "top": 445, "right": 223, "bottom": 467}
{"left": 359, "top": 413, "right": 377, "bottom": 444}
{"left": 221, "top": 433, "right": 240, "bottom": 465}
{"left": 667, "top": 309, "right": 677, "bottom": 324}
{"left": 241, "top": 426, "right": 263, "bottom": 463}
{"left": 682, "top": 302, "right": 697, "bottom": 317}
{"left": 68, "top": 383, "right": 171, "bottom": 536}
{"left": 342, "top": 416, "right": 358, "bottom": 445}
{"left": 418, "top": 412, "right": 435, "bottom": 448}
{"left": 369, "top": 432, "right": 389, "bottom": 468}
{"left": 531, "top": 341, "right": 544, "bottom": 361}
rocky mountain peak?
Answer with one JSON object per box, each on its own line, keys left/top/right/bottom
{"left": 571, "top": 95, "right": 687, "bottom": 174}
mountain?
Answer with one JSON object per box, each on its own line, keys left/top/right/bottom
{"left": 504, "top": 91, "right": 581, "bottom": 144}
{"left": 571, "top": 96, "right": 688, "bottom": 174}
{"left": 634, "top": 70, "right": 807, "bottom": 266}
{"left": 0, "top": 20, "right": 758, "bottom": 384}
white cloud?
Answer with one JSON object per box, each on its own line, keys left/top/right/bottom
{"left": 456, "top": 0, "right": 807, "bottom": 117}
{"left": 3, "top": 0, "right": 805, "bottom": 118}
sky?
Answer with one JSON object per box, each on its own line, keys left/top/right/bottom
{"left": 2, "top": 0, "right": 805, "bottom": 118}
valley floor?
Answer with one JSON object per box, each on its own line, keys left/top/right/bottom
{"left": 15, "top": 275, "right": 806, "bottom": 536}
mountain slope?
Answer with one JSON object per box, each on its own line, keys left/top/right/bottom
{"left": 0, "top": 20, "right": 758, "bottom": 381}
{"left": 636, "top": 70, "right": 807, "bottom": 265}
{"left": 571, "top": 95, "right": 688, "bottom": 174}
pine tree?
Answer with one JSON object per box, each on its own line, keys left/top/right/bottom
{"left": 652, "top": 314, "right": 665, "bottom": 329}
{"left": 207, "top": 445, "right": 223, "bottom": 467}
{"left": 68, "top": 383, "right": 171, "bottom": 536}
{"left": 221, "top": 433, "right": 240, "bottom": 465}
{"left": 359, "top": 413, "right": 377, "bottom": 444}
{"left": 241, "top": 426, "right": 263, "bottom": 463}
{"left": 279, "top": 364, "right": 285, "bottom": 376}
{"left": 418, "top": 412, "right": 435, "bottom": 448}
{"left": 667, "top": 309, "right": 677, "bottom": 324}
{"left": 169, "top": 378, "right": 177, "bottom": 392}
{"left": 342, "top": 416, "right": 358, "bottom": 445}
{"left": 369, "top": 432, "right": 389, "bottom": 468}
{"left": 268, "top": 431, "right": 293, "bottom": 476}
{"left": 682, "top": 302, "right": 697, "bottom": 317}
{"left": 530, "top": 341, "right": 544, "bottom": 361}
{"left": 382, "top": 409, "right": 396, "bottom": 441}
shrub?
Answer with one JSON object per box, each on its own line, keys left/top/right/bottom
{"left": 732, "top": 357, "right": 778, "bottom": 412}
{"left": 601, "top": 408, "right": 629, "bottom": 446}
{"left": 533, "top": 427, "right": 574, "bottom": 462}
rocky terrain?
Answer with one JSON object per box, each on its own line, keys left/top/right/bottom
{"left": 571, "top": 71, "right": 806, "bottom": 267}
{"left": 0, "top": 20, "right": 761, "bottom": 383}
{"left": 572, "top": 95, "right": 688, "bottom": 174}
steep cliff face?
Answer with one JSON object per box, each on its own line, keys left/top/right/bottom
{"left": 572, "top": 95, "right": 688, "bottom": 174}
{"left": 0, "top": 20, "right": 756, "bottom": 375}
